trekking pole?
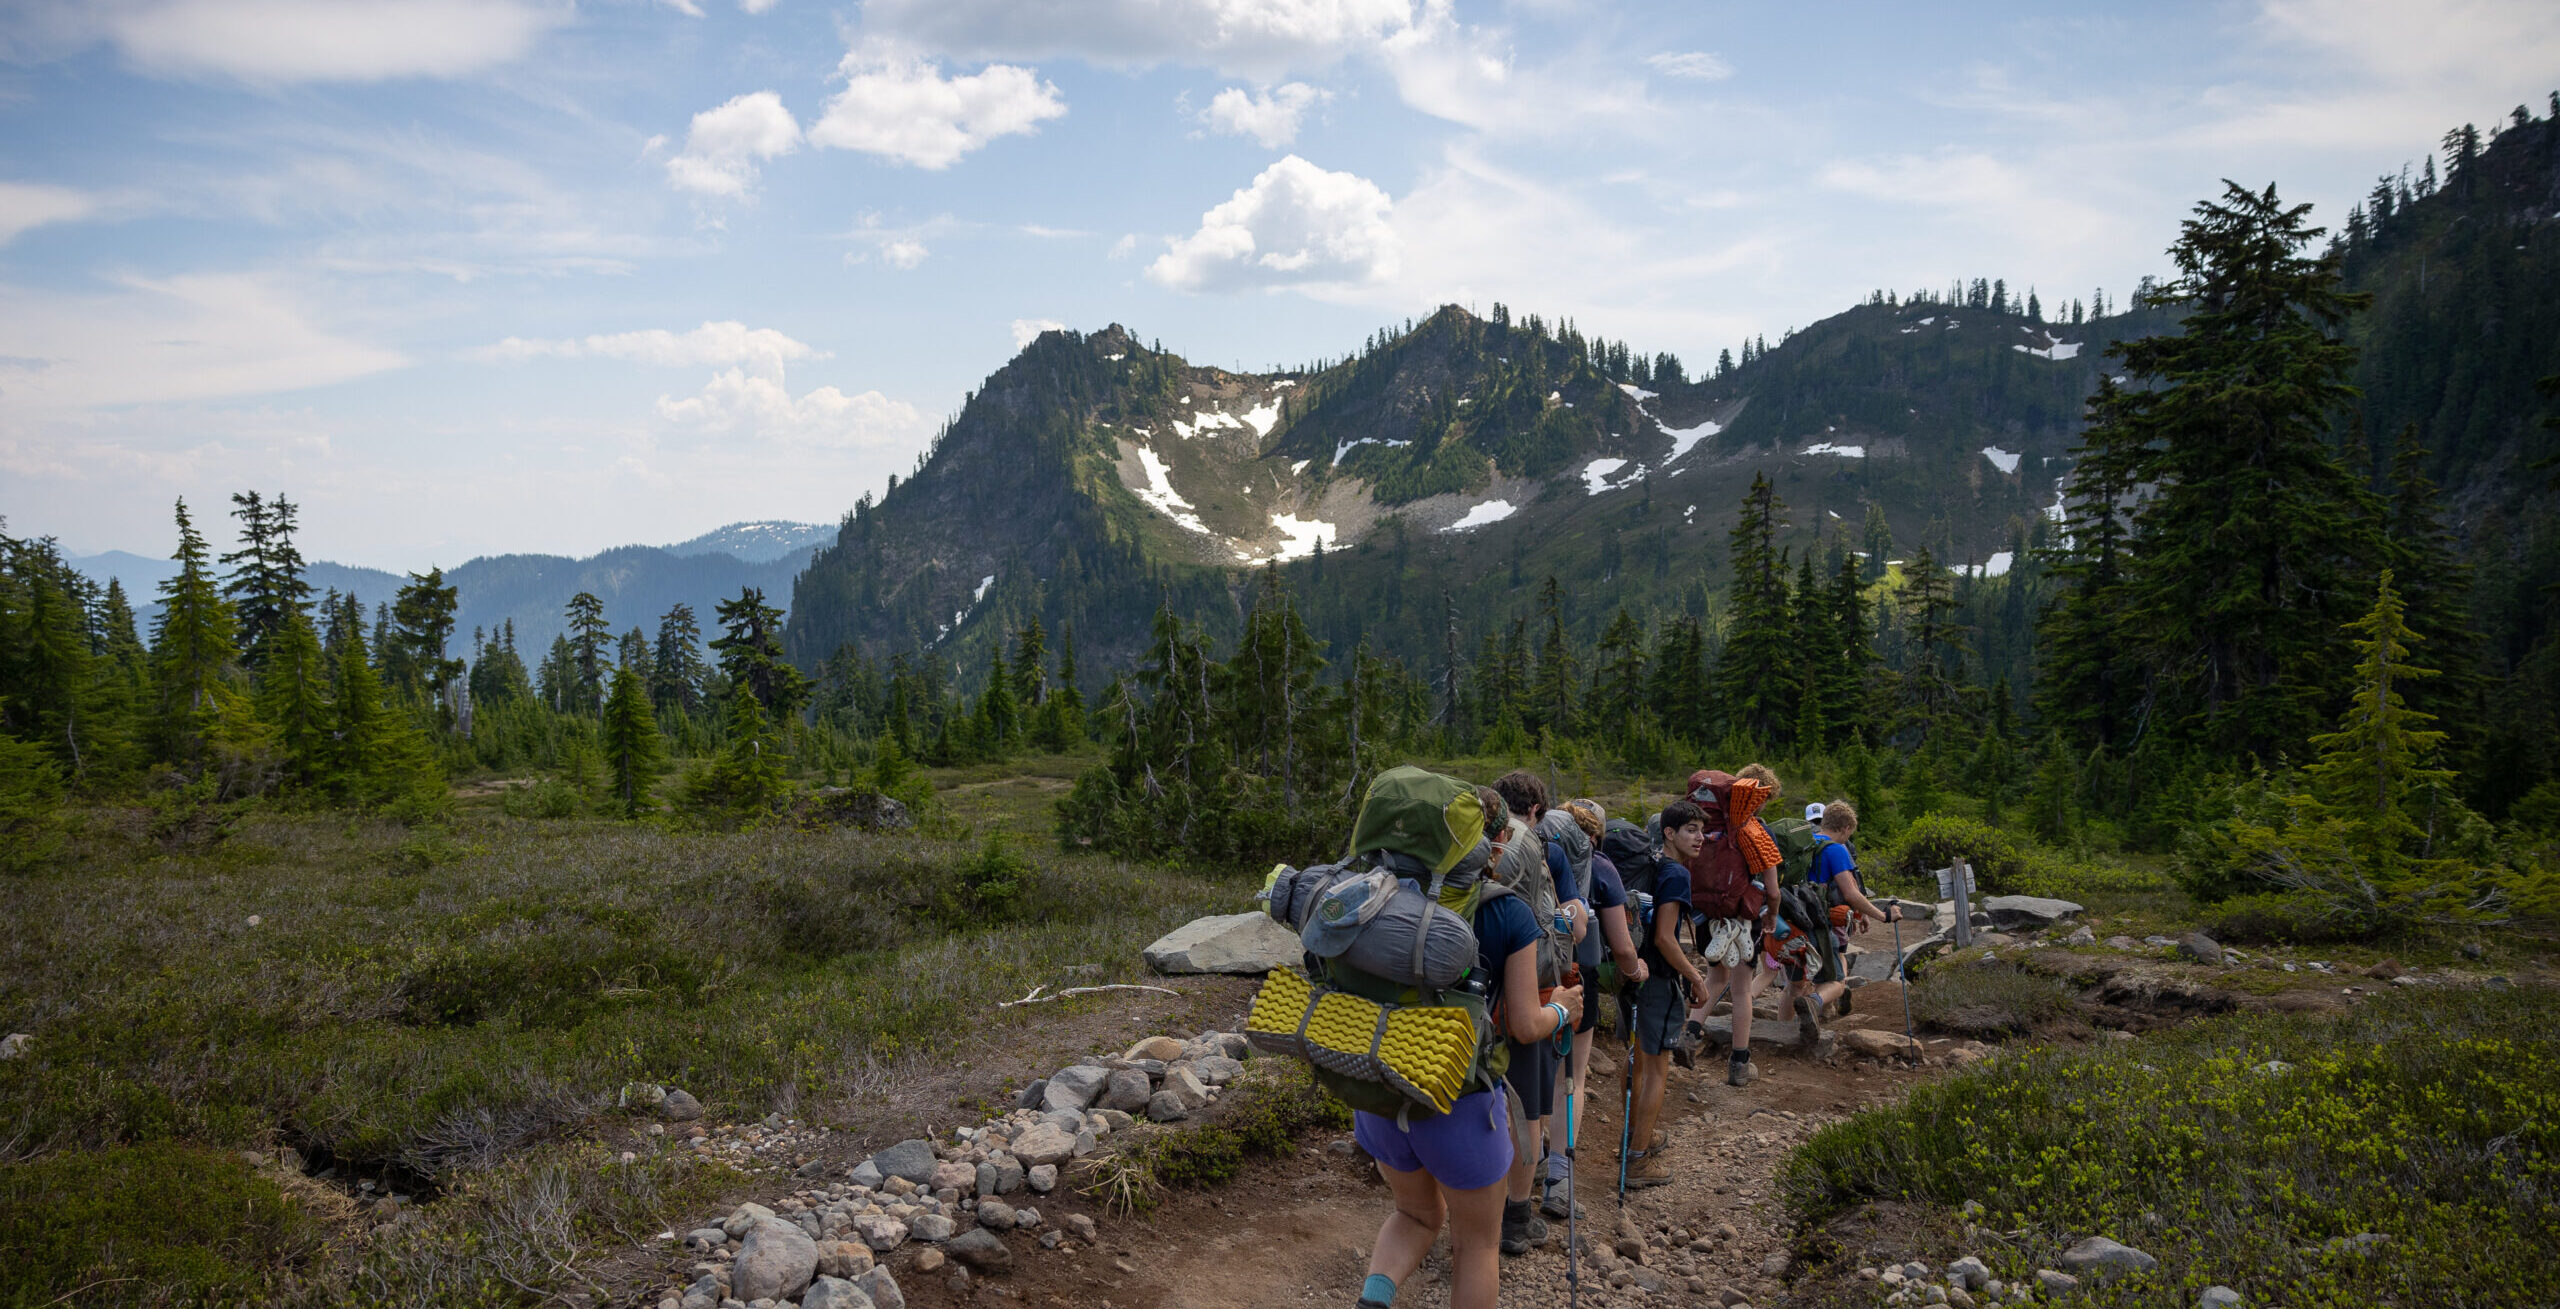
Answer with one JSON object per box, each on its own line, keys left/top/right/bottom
{"left": 1616, "top": 1039, "right": 1634, "bottom": 1205}
{"left": 1561, "top": 1018, "right": 1579, "bottom": 1309}
{"left": 1890, "top": 906, "right": 1915, "bottom": 1047}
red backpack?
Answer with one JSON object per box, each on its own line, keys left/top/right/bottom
{"left": 1681, "top": 769, "right": 1780, "bottom": 921}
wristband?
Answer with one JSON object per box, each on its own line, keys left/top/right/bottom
{"left": 1547, "top": 1001, "right": 1569, "bottom": 1034}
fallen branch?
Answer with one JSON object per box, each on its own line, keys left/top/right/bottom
{"left": 999, "top": 983, "right": 1181, "bottom": 1008}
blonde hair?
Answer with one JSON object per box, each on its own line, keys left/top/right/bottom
{"left": 1737, "top": 763, "right": 1780, "bottom": 794}
{"left": 1819, "top": 799, "right": 1858, "bottom": 835}
{"left": 1562, "top": 799, "right": 1606, "bottom": 844}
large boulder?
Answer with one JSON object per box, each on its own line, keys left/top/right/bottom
{"left": 1100, "top": 1068, "right": 1154, "bottom": 1112}
{"left": 869, "top": 1139, "right": 940, "bottom": 1186}
{"left": 1980, "top": 896, "right": 2085, "bottom": 930}
{"left": 732, "top": 1217, "right": 820, "bottom": 1302}
{"left": 1143, "top": 912, "right": 1303, "bottom": 974}
{"left": 947, "top": 1227, "right": 1013, "bottom": 1270}
{"left": 1010, "top": 1123, "right": 1078, "bottom": 1168}
{"left": 854, "top": 1266, "right": 906, "bottom": 1309}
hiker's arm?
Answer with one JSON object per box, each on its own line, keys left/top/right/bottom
{"left": 1500, "top": 943, "right": 1579, "bottom": 1043}
{"left": 1655, "top": 903, "right": 1706, "bottom": 991}
{"left": 1834, "top": 870, "right": 1892, "bottom": 923}
{"left": 1601, "top": 904, "right": 1644, "bottom": 979}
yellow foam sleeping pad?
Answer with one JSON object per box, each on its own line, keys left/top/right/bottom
{"left": 1245, "top": 967, "right": 1479, "bottom": 1114}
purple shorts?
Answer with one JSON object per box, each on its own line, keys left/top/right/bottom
{"left": 1353, "top": 1088, "right": 1513, "bottom": 1192}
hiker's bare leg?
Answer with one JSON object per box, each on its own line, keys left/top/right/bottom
{"left": 1368, "top": 1162, "right": 1445, "bottom": 1287}
{"left": 1724, "top": 965, "right": 1755, "bottom": 1051}
{"left": 1505, "top": 1091, "right": 1540, "bottom": 1202}
{"left": 1442, "top": 1176, "right": 1509, "bottom": 1309}
{"left": 1627, "top": 1047, "right": 1668, "bottom": 1153}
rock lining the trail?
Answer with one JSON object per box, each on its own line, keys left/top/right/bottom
{"left": 1143, "top": 912, "right": 1304, "bottom": 974}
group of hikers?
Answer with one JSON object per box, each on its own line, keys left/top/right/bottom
{"left": 1249, "top": 762, "right": 1907, "bottom": 1309}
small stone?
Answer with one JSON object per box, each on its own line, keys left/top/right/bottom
{"left": 1010, "top": 1123, "right": 1077, "bottom": 1168}
{"left": 1028, "top": 1163, "right": 1058, "bottom": 1193}
{"left": 1946, "top": 1287, "right": 1976, "bottom": 1309}
{"left": 2200, "top": 1288, "right": 2242, "bottom": 1308}
{"left": 914, "top": 1248, "right": 945, "bottom": 1273}
{"left": 723, "top": 1204, "right": 776, "bottom": 1240}
{"left": 1758, "top": 1251, "right": 1790, "bottom": 1277}
{"left": 814, "top": 1240, "right": 873, "bottom": 1278}
{"left": 1096, "top": 1108, "right": 1134, "bottom": 1132}
{"left": 2060, "top": 1235, "right": 2156, "bottom": 1279}
{"left": 2364, "top": 958, "right": 2404, "bottom": 980}
{"left": 686, "top": 1227, "right": 730, "bottom": 1252}
{"left": 1039, "top": 1230, "right": 1062, "bottom": 1249}
{"left": 1720, "top": 1288, "right": 1753, "bottom": 1306}
{"left": 796, "top": 1157, "right": 828, "bottom": 1179}
{"left": 1073, "top": 1129, "right": 1098, "bottom": 1157}
{"left": 1100, "top": 1068, "right": 1154, "bottom": 1113}
{"left": 1924, "top": 1286, "right": 1948, "bottom": 1306}
{"left": 1947, "top": 1256, "right": 1989, "bottom": 1290}
{"left": 2179, "top": 933, "right": 2224, "bottom": 965}
{"left": 947, "top": 1226, "right": 1012, "bottom": 1270}
{"left": 662, "top": 1088, "right": 705, "bottom": 1121}
{"left": 1066, "top": 1213, "right": 1096, "bottom": 1243}
{"left": 853, "top": 1266, "right": 905, "bottom": 1309}
{"left": 910, "top": 1213, "right": 955, "bottom": 1242}
{"left": 1192, "top": 1054, "right": 1246, "bottom": 1085}
{"left": 1125, "top": 1035, "right": 1187, "bottom": 1061}
{"left": 851, "top": 1214, "right": 908, "bottom": 1251}
{"left": 2461, "top": 942, "right": 2484, "bottom": 960}
{"left": 1163, "top": 1066, "right": 1212, "bottom": 1109}
{"left": 800, "top": 1275, "right": 874, "bottom": 1309}
{"left": 849, "top": 1161, "right": 883, "bottom": 1188}
{"left": 1014, "top": 1079, "right": 1046, "bottom": 1109}
{"left": 946, "top": 1268, "right": 972, "bottom": 1296}
{"left": 930, "top": 1160, "right": 975, "bottom": 1193}
{"left": 2035, "top": 1270, "right": 2078, "bottom": 1294}
{"left": 1043, "top": 1064, "right": 1112, "bottom": 1113}
{"left": 978, "top": 1200, "right": 1016, "bottom": 1230}
{"left": 1146, "top": 1090, "right": 1190, "bottom": 1122}
{"left": 2064, "top": 925, "right": 2096, "bottom": 945}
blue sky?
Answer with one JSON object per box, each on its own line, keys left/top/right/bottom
{"left": 3, "top": 0, "right": 2553, "bottom": 570}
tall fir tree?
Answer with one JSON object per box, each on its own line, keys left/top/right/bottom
{"left": 385, "top": 567, "right": 462, "bottom": 705}
{"left": 2104, "top": 182, "right": 2385, "bottom": 760}
{"left": 255, "top": 608, "right": 331, "bottom": 788}
{"left": 221, "top": 492, "right": 310, "bottom": 671}
{"left": 1716, "top": 472, "right": 1796, "bottom": 745}
{"left": 2036, "top": 374, "right": 2145, "bottom": 748}
{"left": 711, "top": 587, "right": 808, "bottom": 717}
{"left": 1528, "top": 575, "right": 1577, "bottom": 736}
{"left": 652, "top": 604, "right": 707, "bottom": 715}
{"left": 150, "top": 499, "right": 241, "bottom": 766}
{"left": 600, "top": 664, "right": 665, "bottom": 817}
{"left": 563, "top": 591, "right": 611, "bottom": 714}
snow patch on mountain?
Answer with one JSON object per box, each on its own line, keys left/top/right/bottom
{"left": 1441, "top": 500, "right": 1517, "bottom": 533}
{"left": 1582, "top": 457, "right": 1635, "bottom": 495}
{"left": 2013, "top": 330, "right": 2082, "bottom": 361}
{"left": 975, "top": 574, "right": 995, "bottom": 601}
{"left": 1802, "top": 442, "right": 1865, "bottom": 458}
{"left": 1132, "top": 447, "right": 1210, "bottom": 534}
{"left": 1238, "top": 513, "right": 1335, "bottom": 563}
{"left": 1956, "top": 552, "right": 2014, "bottom": 579}
{"left": 1659, "top": 416, "right": 1720, "bottom": 464}
{"left": 1981, "top": 445, "right": 2021, "bottom": 474}
{"left": 1618, "top": 382, "right": 1658, "bottom": 401}
{"left": 1242, "top": 399, "right": 1281, "bottom": 437}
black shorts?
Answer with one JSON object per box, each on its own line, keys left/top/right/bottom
{"left": 1506, "top": 1036, "right": 1560, "bottom": 1119}
{"left": 1631, "top": 976, "right": 1687, "bottom": 1056}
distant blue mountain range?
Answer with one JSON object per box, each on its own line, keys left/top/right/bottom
{"left": 68, "top": 520, "right": 837, "bottom": 655}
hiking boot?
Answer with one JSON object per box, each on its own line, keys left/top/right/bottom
{"left": 1625, "top": 1149, "right": 1675, "bottom": 1189}
{"left": 1837, "top": 988, "right": 1854, "bottom": 1016}
{"left": 1540, "top": 1180, "right": 1585, "bottom": 1221}
{"left": 1500, "top": 1199, "right": 1539, "bottom": 1256}
{"left": 1649, "top": 1129, "right": 1668, "bottom": 1155}
{"left": 1727, "top": 1056, "right": 1759, "bottom": 1088}
{"left": 1795, "top": 993, "right": 1825, "bottom": 1046}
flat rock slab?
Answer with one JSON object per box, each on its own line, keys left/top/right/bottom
{"left": 1143, "top": 912, "right": 1302, "bottom": 974}
{"left": 1694, "top": 1014, "right": 1814, "bottom": 1050}
{"left": 1981, "top": 895, "right": 2085, "bottom": 928}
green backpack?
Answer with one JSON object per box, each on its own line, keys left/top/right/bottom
{"left": 1765, "top": 815, "right": 1829, "bottom": 887}
{"left": 1248, "top": 766, "right": 1514, "bottom": 1120}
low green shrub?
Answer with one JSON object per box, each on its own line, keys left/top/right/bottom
{"left": 1876, "top": 813, "right": 2026, "bottom": 893}
{"left": 1088, "top": 1061, "right": 1353, "bottom": 1213}
{"left": 0, "top": 1141, "right": 319, "bottom": 1305}
{"left": 1906, "top": 963, "right": 2081, "bottom": 1036}
{"left": 1782, "top": 987, "right": 2560, "bottom": 1307}
{"left": 2205, "top": 890, "right": 2385, "bottom": 945}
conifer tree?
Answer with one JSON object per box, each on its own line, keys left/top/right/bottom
{"left": 386, "top": 566, "right": 461, "bottom": 704}
{"left": 150, "top": 499, "right": 241, "bottom": 765}
{"left": 2036, "top": 375, "right": 2144, "bottom": 747}
{"left": 601, "top": 664, "right": 664, "bottom": 817}
{"left": 1013, "top": 617, "right": 1049, "bottom": 709}
{"left": 1589, "top": 607, "right": 1647, "bottom": 736}
{"left": 564, "top": 591, "right": 611, "bottom": 714}
{"left": 1899, "top": 546, "right": 1968, "bottom": 740}
{"left": 256, "top": 609, "right": 330, "bottom": 787}
{"left": 2090, "top": 182, "right": 2385, "bottom": 760}
{"left": 1826, "top": 553, "right": 1875, "bottom": 746}
{"left": 1529, "top": 575, "right": 1576, "bottom": 736}
{"left": 711, "top": 587, "right": 808, "bottom": 717}
{"left": 221, "top": 492, "right": 310, "bottom": 670}
{"left": 980, "top": 647, "right": 1019, "bottom": 747}
{"left": 324, "top": 615, "right": 437, "bottom": 807}
{"left": 1716, "top": 473, "right": 1795, "bottom": 744}
{"left": 1791, "top": 552, "right": 1836, "bottom": 748}
{"left": 652, "top": 604, "right": 706, "bottom": 714}
{"left": 2381, "top": 425, "right": 2482, "bottom": 748}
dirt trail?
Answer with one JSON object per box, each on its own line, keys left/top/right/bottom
{"left": 976, "top": 990, "right": 1942, "bottom": 1309}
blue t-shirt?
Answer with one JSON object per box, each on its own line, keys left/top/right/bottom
{"left": 1473, "top": 888, "right": 1540, "bottom": 983}
{"left": 1578, "top": 853, "right": 1627, "bottom": 970}
{"left": 1810, "top": 836, "right": 1856, "bottom": 887}
{"left": 1637, "top": 858, "right": 1691, "bottom": 971}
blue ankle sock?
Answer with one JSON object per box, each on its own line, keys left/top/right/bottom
{"left": 1361, "top": 1273, "right": 1398, "bottom": 1305}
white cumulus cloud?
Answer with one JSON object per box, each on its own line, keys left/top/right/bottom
{"left": 1147, "top": 155, "right": 1397, "bottom": 293}
{"left": 1202, "top": 82, "right": 1328, "bottom": 147}
{"left": 0, "top": 182, "right": 96, "bottom": 246}
{"left": 107, "top": 0, "right": 562, "bottom": 83}
{"left": 1011, "top": 318, "right": 1067, "bottom": 348}
{"left": 808, "top": 42, "right": 1066, "bottom": 170}
{"left": 1646, "top": 51, "right": 1731, "bottom": 81}
{"left": 881, "top": 239, "right": 929, "bottom": 269}
{"left": 476, "top": 321, "right": 820, "bottom": 371}
{"left": 657, "top": 369, "right": 927, "bottom": 451}
{"left": 665, "top": 91, "right": 802, "bottom": 198}
{"left": 860, "top": 0, "right": 1415, "bottom": 81}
